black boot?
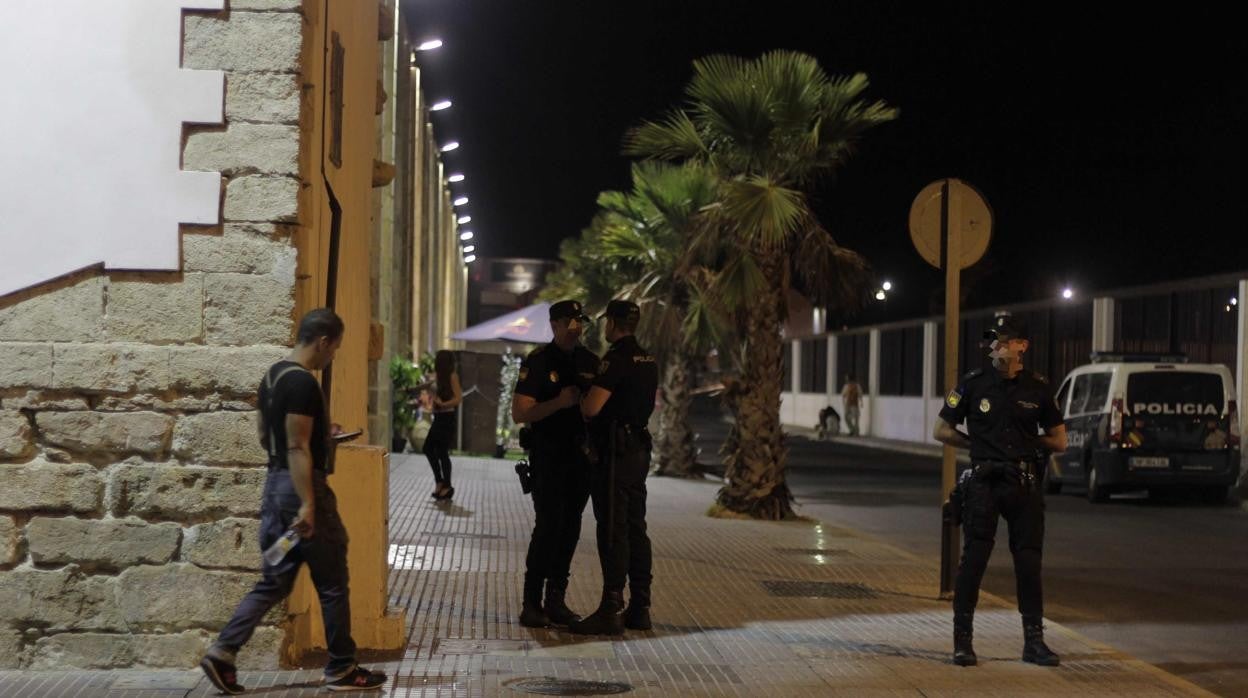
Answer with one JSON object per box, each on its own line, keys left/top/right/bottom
{"left": 624, "top": 587, "right": 651, "bottom": 630}
{"left": 1022, "top": 620, "right": 1060, "bottom": 666}
{"left": 543, "top": 587, "right": 581, "bottom": 626}
{"left": 519, "top": 601, "right": 551, "bottom": 628}
{"left": 953, "top": 613, "right": 977, "bottom": 667}
{"left": 569, "top": 591, "right": 625, "bottom": 636}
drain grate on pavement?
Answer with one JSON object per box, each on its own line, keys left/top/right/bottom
{"left": 421, "top": 530, "right": 507, "bottom": 540}
{"left": 774, "top": 547, "right": 855, "bottom": 556}
{"left": 761, "top": 580, "right": 878, "bottom": 599}
{"left": 504, "top": 676, "right": 632, "bottom": 695}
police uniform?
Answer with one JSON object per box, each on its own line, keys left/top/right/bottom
{"left": 570, "top": 300, "right": 659, "bottom": 635}
{"left": 939, "top": 315, "right": 1063, "bottom": 667}
{"left": 513, "top": 301, "right": 599, "bottom": 627}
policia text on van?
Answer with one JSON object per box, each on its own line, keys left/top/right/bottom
{"left": 1045, "top": 353, "right": 1241, "bottom": 503}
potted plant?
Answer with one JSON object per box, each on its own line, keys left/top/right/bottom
{"left": 389, "top": 355, "right": 431, "bottom": 453}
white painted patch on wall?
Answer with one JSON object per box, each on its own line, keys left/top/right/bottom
{"left": 0, "top": 0, "right": 225, "bottom": 297}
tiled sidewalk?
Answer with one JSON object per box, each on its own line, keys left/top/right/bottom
{"left": 0, "top": 455, "right": 1212, "bottom": 696}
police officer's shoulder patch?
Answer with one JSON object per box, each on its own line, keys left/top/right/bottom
{"left": 946, "top": 390, "right": 962, "bottom": 408}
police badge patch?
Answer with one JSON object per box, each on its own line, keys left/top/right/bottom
{"left": 979, "top": 398, "right": 991, "bottom": 413}
{"left": 946, "top": 391, "right": 961, "bottom": 408}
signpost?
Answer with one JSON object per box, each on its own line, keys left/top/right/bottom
{"left": 909, "top": 178, "right": 992, "bottom": 597}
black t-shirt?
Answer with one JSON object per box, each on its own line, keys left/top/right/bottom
{"left": 938, "top": 367, "right": 1063, "bottom": 462}
{"left": 514, "top": 342, "right": 599, "bottom": 449}
{"left": 258, "top": 360, "right": 329, "bottom": 472}
{"left": 592, "top": 335, "right": 658, "bottom": 428}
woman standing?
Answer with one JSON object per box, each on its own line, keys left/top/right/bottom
{"left": 424, "top": 350, "right": 461, "bottom": 500}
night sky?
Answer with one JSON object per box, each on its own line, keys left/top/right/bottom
{"left": 402, "top": 1, "right": 1246, "bottom": 321}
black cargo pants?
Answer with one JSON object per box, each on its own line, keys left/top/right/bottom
{"left": 953, "top": 462, "right": 1045, "bottom": 622}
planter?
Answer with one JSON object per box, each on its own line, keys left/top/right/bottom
{"left": 391, "top": 436, "right": 407, "bottom": 453}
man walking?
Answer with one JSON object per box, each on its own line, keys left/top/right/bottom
{"left": 842, "top": 375, "right": 862, "bottom": 436}
{"left": 199, "top": 309, "right": 387, "bottom": 694}
{"left": 571, "top": 300, "right": 659, "bottom": 635}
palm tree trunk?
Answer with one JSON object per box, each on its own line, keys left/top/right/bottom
{"left": 655, "top": 351, "right": 698, "bottom": 477}
{"left": 716, "top": 254, "right": 794, "bottom": 520}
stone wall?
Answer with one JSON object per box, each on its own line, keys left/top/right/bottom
{"left": 0, "top": 1, "right": 304, "bottom": 670}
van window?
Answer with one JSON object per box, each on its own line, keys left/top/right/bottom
{"left": 1085, "top": 373, "right": 1111, "bottom": 414}
{"left": 1055, "top": 378, "right": 1071, "bottom": 416}
{"left": 1068, "top": 374, "right": 1092, "bottom": 415}
{"left": 1127, "top": 372, "right": 1225, "bottom": 415}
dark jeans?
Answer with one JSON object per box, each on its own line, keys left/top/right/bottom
{"left": 215, "top": 468, "right": 356, "bottom": 680}
{"left": 523, "top": 446, "right": 590, "bottom": 604}
{"left": 589, "top": 429, "right": 652, "bottom": 601}
{"left": 954, "top": 464, "right": 1045, "bottom": 621}
{"left": 423, "top": 411, "right": 455, "bottom": 485}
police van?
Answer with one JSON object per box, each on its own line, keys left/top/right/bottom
{"left": 1045, "top": 353, "right": 1240, "bottom": 503}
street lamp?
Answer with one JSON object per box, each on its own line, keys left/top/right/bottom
{"left": 453, "top": 196, "right": 469, "bottom": 207}
{"left": 447, "top": 173, "right": 465, "bottom": 183}
{"left": 430, "top": 100, "right": 452, "bottom": 112}
{"left": 416, "top": 39, "right": 443, "bottom": 51}
{"left": 1062, "top": 288, "right": 1074, "bottom": 300}
{"left": 440, "top": 141, "right": 459, "bottom": 153}
{"left": 460, "top": 231, "right": 474, "bottom": 241}
{"left": 882, "top": 280, "right": 893, "bottom": 292}
{"left": 874, "top": 290, "right": 886, "bottom": 301}
{"left": 463, "top": 245, "right": 475, "bottom": 253}
{"left": 457, "top": 215, "right": 472, "bottom": 224}
{"left": 464, "top": 254, "right": 477, "bottom": 263}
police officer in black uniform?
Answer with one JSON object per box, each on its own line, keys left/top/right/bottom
{"left": 570, "top": 300, "right": 659, "bottom": 635}
{"left": 511, "top": 300, "right": 600, "bottom": 628}
{"left": 933, "top": 315, "right": 1068, "bottom": 667}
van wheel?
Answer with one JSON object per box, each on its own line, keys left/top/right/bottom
{"left": 1086, "top": 466, "right": 1109, "bottom": 503}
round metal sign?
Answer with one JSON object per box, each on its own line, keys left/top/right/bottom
{"left": 908, "top": 178, "right": 992, "bottom": 271}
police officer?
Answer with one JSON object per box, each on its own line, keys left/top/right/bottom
{"left": 511, "top": 300, "right": 600, "bottom": 628}
{"left": 570, "top": 300, "right": 659, "bottom": 635}
{"left": 933, "top": 315, "right": 1068, "bottom": 667}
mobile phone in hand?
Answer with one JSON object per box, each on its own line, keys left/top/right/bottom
{"left": 331, "top": 429, "right": 363, "bottom": 442}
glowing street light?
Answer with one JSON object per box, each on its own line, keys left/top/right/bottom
{"left": 453, "top": 196, "right": 469, "bottom": 207}
{"left": 460, "top": 231, "right": 474, "bottom": 241}
{"left": 1232, "top": 297, "right": 1239, "bottom": 306}
{"left": 430, "top": 100, "right": 452, "bottom": 111}
{"left": 464, "top": 254, "right": 477, "bottom": 263}
{"left": 440, "top": 141, "right": 459, "bottom": 153}
{"left": 463, "top": 245, "right": 475, "bottom": 253}
{"left": 874, "top": 290, "right": 886, "bottom": 301}
{"left": 1062, "top": 288, "right": 1074, "bottom": 300}
{"left": 457, "top": 215, "right": 472, "bottom": 224}
{"left": 447, "top": 173, "right": 465, "bottom": 183}
{"left": 417, "top": 39, "right": 443, "bottom": 51}
{"left": 882, "top": 280, "right": 893, "bottom": 292}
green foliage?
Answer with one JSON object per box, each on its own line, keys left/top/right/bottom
{"left": 390, "top": 353, "right": 435, "bottom": 434}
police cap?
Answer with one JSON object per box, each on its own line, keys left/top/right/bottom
{"left": 984, "top": 315, "right": 1030, "bottom": 341}
{"left": 600, "top": 299, "right": 641, "bottom": 324}
{"left": 549, "top": 300, "right": 591, "bottom": 323}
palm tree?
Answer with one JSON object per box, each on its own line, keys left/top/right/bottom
{"left": 625, "top": 51, "right": 896, "bottom": 519}
{"left": 594, "top": 162, "right": 724, "bottom": 478}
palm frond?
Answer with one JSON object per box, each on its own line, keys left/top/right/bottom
{"left": 720, "top": 175, "right": 807, "bottom": 249}
{"left": 623, "top": 110, "right": 707, "bottom": 161}
{"left": 790, "top": 220, "right": 871, "bottom": 312}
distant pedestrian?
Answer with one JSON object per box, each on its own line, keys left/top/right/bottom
{"left": 423, "top": 350, "right": 462, "bottom": 500}
{"left": 199, "top": 308, "right": 386, "bottom": 694}
{"left": 842, "top": 376, "right": 862, "bottom": 436}
{"left": 816, "top": 405, "right": 840, "bottom": 440}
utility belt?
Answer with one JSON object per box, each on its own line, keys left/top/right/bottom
{"left": 948, "top": 459, "right": 1042, "bottom": 526}
{"left": 971, "top": 459, "right": 1040, "bottom": 478}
